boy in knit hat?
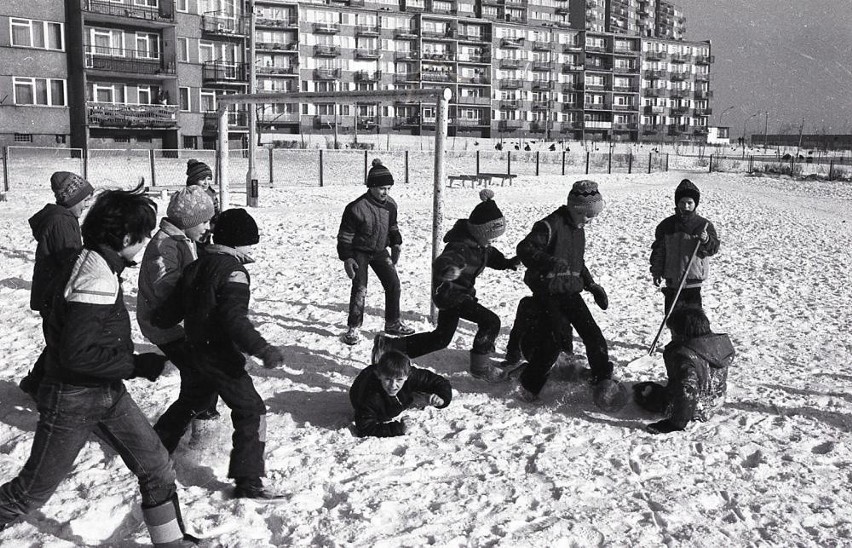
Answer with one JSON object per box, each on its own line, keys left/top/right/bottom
{"left": 337, "top": 158, "right": 414, "bottom": 345}
{"left": 650, "top": 179, "right": 720, "bottom": 315}
{"left": 154, "top": 208, "right": 287, "bottom": 501}
{"left": 515, "top": 180, "right": 614, "bottom": 401}
{"left": 18, "top": 171, "right": 94, "bottom": 399}
{"left": 373, "top": 189, "right": 521, "bottom": 382}
{"left": 186, "top": 158, "right": 220, "bottom": 218}
{"left": 137, "top": 186, "right": 221, "bottom": 453}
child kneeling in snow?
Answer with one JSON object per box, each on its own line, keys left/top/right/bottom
{"left": 349, "top": 351, "right": 452, "bottom": 437}
{"left": 634, "top": 307, "right": 735, "bottom": 434}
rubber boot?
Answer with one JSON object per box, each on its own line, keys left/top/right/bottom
{"left": 469, "top": 352, "right": 507, "bottom": 383}
{"left": 142, "top": 493, "right": 199, "bottom": 547}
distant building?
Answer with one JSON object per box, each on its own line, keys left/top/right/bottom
{"left": 707, "top": 126, "right": 729, "bottom": 145}
{"left": 0, "top": 0, "right": 714, "bottom": 149}
{"left": 757, "top": 134, "right": 852, "bottom": 151}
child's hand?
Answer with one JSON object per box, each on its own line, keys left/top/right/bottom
{"left": 698, "top": 227, "right": 709, "bottom": 243}
{"left": 344, "top": 258, "right": 358, "bottom": 279}
{"left": 428, "top": 394, "right": 445, "bottom": 407}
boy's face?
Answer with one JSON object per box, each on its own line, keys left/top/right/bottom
{"left": 568, "top": 208, "right": 596, "bottom": 228}
{"left": 676, "top": 197, "right": 696, "bottom": 217}
{"left": 196, "top": 176, "right": 213, "bottom": 190}
{"left": 369, "top": 185, "right": 391, "bottom": 202}
{"left": 377, "top": 372, "right": 408, "bottom": 397}
{"left": 184, "top": 220, "right": 210, "bottom": 243}
{"left": 68, "top": 194, "right": 93, "bottom": 218}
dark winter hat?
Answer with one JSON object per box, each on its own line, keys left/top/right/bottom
{"left": 566, "top": 179, "right": 604, "bottom": 218}
{"left": 186, "top": 159, "right": 213, "bottom": 186}
{"left": 213, "top": 208, "right": 259, "bottom": 248}
{"left": 468, "top": 190, "right": 506, "bottom": 243}
{"left": 167, "top": 186, "right": 215, "bottom": 229}
{"left": 674, "top": 179, "right": 700, "bottom": 207}
{"left": 51, "top": 171, "right": 94, "bottom": 208}
{"left": 366, "top": 158, "right": 394, "bottom": 188}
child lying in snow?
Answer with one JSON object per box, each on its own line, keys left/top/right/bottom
{"left": 349, "top": 350, "right": 452, "bottom": 437}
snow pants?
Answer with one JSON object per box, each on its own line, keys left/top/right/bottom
{"left": 347, "top": 249, "right": 402, "bottom": 329}
{"left": 391, "top": 298, "right": 500, "bottom": 358}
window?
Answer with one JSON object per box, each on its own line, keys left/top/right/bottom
{"left": 176, "top": 0, "right": 189, "bottom": 12}
{"left": 179, "top": 87, "right": 191, "bottom": 111}
{"left": 114, "top": 136, "right": 131, "bottom": 143}
{"left": 177, "top": 38, "right": 189, "bottom": 62}
{"left": 200, "top": 90, "right": 216, "bottom": 111}
{"left": 94, "top": 84, "right": 116, "bottom": 103}
{"left": 138, "top": 85, "right": 152, "bottom": 104}
{"left": 137, "top": 136, "right": 152, "bottom": 143}
{"left": 136, "top": 33, "right": 160, "bottom": 59}
{"left": 10, "top": 19, "right": 64, "bottom": 51}
{"left": 14, "top": 134, "right": 33, "bottom": 142}
{"left": 13, "top": 77, "right": 66, "bottom": 106}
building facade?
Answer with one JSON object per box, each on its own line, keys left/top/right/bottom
{"left": 0, "top": 0, "right": 713, "bottom": 149}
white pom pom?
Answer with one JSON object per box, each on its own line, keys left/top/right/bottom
{"left": 372, "top": 158, "right": 383, "bottom": 167}
{"left": 479, "top": 188, "right": 495, "bottom": 201}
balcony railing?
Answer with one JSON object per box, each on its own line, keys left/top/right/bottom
{"left": 563, "top": 43, "right": 583, "bottom": 53}
{"left": 500, "top": 37, "right": 524, "bottom": 48}
{"left": 531, "top": 80, "right": 554, "bottom": 91}
{"left": 201, "top": 14, "right": 246, "bottom": 37}
{"left": 500, "top": 100, "right": 521, "bottom": 110}
{"left": 695, "top": 54, "right": 715, "bottom": 65}
{"left": 670, "top": 71, "right": 689, "bottom": 81}
{"left": 613, "top": 65, "right": 638, "bottom": 74}
{"left": 499, "top": 78, "right": 523, "bottom": 89}
{"left": 257, "top": 41, "right": 298, "bottom": 52}
{"left": 499, "top": 58, "right": 523, "bottom": 69}
{"left": 695, "top": 90, "right": 713, "bottom": 99}
{"left": 531, "top": 61, "right": 553, "bottom": 72}
{"left": 422, "top": 29, "right": 456, "bottom": 40}
{"left": 204, "top": 110, "right": 248, "bottom": 130}
{"left": 202, "top": 61, "right": 248, "bottom": 83}
{"left": 393, "top": 116, "right": 420, "bottom": 128}
{"left": 498, "top": 120, "right": 523, "bottom": 131}
{"left": 314, "top": 68, "right": 341, "bottom": 80}
{"left": 644, "top": 105, "right": 665, "bottom": 114}
{"left": 394, "top": 28, "right": 418, "bottom": 39}
{"left": 670, "top": 53, "right": 692, "bottom": 63}
{"left": 457, "top": 118, "right": 487, "bottom": 127}
{"left": 531, "top": 41, "right": 551, "bottom": 51}
{"left": 395, "top": 51, "right": 419, "bottom": 61}
{"left": 257, "top": 65, "right": 297, "bottom": 76}
{"left": 82, "top": 0, "right": 174, "bottom": 22}
{"left": 612, "top": 122, "right": 638, "bottom": 130}
{"left": 256, "top": 17, "right": 296, "bottom": 28}
{"left": 421, "top": 71, "right": 456, "bottom": 82}
{"left": 457, "top": 95, "right": 491, "bottom": 105}
{"left": 584, "top": 102, "right": 611, "bottom": 110}
{"left": 87, "top": 101, "right": 177, "bottom": 128}
{"left": 644, "top": 88, "right": 667, "bottom": 97}
{"left": 422, "top": 51, "right": 454, "bottom": 62}
{"left": 695, "top": 73, "right": 710, "bottom": 81}
{"left": 529, "top": 121, "right": 551, "bottom": 132}
{"left": 461, "top": 54, "right": 491, "bottom": 63}
{"left": 354, "top": 70, "right": 382, "bottom": 82}
{"left": 85, "top": 47, "right": 175, "bottom": 75}
{"left": 257, "top": 111, "right": 299, "bottom": 124}
{"left": 355, "top": 24, "right": 381, "bottom": 36}
{"left": 562, "top": 64, "right": 584, "bottom": 72}
{"left": 611, "top": 103, "right": 636, "bottom": 110}
{"left": 393, "top": 73, "right": 419, "bottom": 83}
{"left": 644, "top": 50, "right": 666, "bottom": 60}
{"left": 531, "top": 100, "right": 552, "bottom": 111}
{"left": 694, "top": 108, "right": 713, "bottom": 116}
{"left": 313, "top": 22, "right": 340, "bottom": 34}
{"left": 467, "top": 75, "right": 491, "bottom": 84}
{"left": 584, "top": 120, "right": 612, "bottom": 129}
{"left": 562, "top": 82, "right": 583, "bottom": 92}
{"left": 562, "top": 103, "right": 580, "bottom": 112}
{"left": 314, "top": 44, "right": 341, "bottom": 57}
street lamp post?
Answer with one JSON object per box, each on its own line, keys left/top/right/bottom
{"left": 742, "top": 112, "right": 758, "bottom": 159}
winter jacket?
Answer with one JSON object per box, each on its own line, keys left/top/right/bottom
{"left": 517, "top": 206, "right": 595, "bottom": 296}
{"left": 432, "top": 219, "right": 516, "bottom": 310}
{"left": 663, "top": 333, "right": 735, "bottom": 429}
{"left": 349, "top": 364, "right": 452, "bottom": 437}
{"left": 337, "top": 192, "right": 402, "bottom": 260}
{"left": 43, "top": 247, "right": 135, "bottom": 385}
{"left": 650, "top": 212, "right": 719, "bottom": 289}
{"left": 155, "top": 245, "right": 272, "bottom": 377}
{"left": 28, "top": 204, "right": 83, "bottom": 312}
{"left": 137, "top": 218, "right": 198, "bottom": 345}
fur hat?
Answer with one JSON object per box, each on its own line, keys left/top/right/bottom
{"left": 366, "top": 159, "right": 394, "bottom": 188}
{"left": 566, "top": 180, "right": 604, "bottom": 218}
{"left": 213, "top": 208, "right": 259, "bottom": 247}
{"left": 468, "top": 192, "right": 506, "bottom": 243}
{"left": 50, "top": 171, "right": 93, "bottom": 208}
{"left": 167, "top": 186, "right": 215, "bottom": 229}
{"left": 186, "top": 159, "right": 213, "bottom": 186}
{"left": 674, "top": 179, "right": 700, "bottom": 207}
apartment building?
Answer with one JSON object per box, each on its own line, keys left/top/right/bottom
{"left": 0, "top": 0, "right": 712, "bottom": 148}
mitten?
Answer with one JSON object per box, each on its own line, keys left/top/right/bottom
{"left": 652, "top": 275, "right": 662, "bottom": 287}
{"left": 587, "top": 283, "right": 609, "bottom": 310}
{"left": 439, "top": 265, "right": 462, "bottom": 281}
{"left": 131, "top": 353, "right": 167, "bottom": 381}
{"left": 343, "top": 258, "right": 358, "bottom": 280}
{"left": 390, "top": 245, "right": 401, "bottom": 265}
{"left": 257, "top": 345, "right": 285, "bottom": 369}
{"left": 506, "top": 256, "right": 522, "bottom": 271}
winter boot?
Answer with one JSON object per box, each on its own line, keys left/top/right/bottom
{"left": 233, "top": 477, "right": 287, "bottom": 503}
{"left": 142, "top": 494, "right": 199, "bottom": 547}
{"left": 384, "top": 320, "right": 415, "bottom": 336}
{"left": 340, "top": 327, "right": 360, "bottom": 346}
{"left": 189, "top": 413, "right": 221, "bottom": 450}
{"left": 469, "top": 352, "right": 508, "bottom": 383}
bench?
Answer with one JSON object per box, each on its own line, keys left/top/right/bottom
{"left": 477, "top": 172, "right": 517, "bottom": 187}
{"left": 447, "top": 173, "right": 516, "bottom": 188}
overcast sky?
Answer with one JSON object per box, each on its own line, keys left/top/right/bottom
{"left": 676, "top": 0, "right": 852, "bottom": 138}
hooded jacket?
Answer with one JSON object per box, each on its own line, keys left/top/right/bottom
{"left": 28, "top": 204, "right": 83, "bottom": 312}
{"left": 337, "top": 192, "right": 402, "bottom": 260}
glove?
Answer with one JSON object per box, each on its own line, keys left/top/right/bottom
{"left": 131, "top": 353, "right": 167, "bottom": 382}
{"left": 439, "top": 265, "right": 462, "bottom": 281}
{"left": 390, "top": 245, "right": 401, "bottom": 266}
{"left": 343, "top": 258, "right": 358, "bottom": 280}
{"left": 652, "top": 275, "right": 662, "bottom": 287}
{"left": 257, "top": 345, "right": 285, "bottom": 369}
{"left": 587, "top": 283, "right": 609, "bottom": 310}
{"left": 506, "top": 256, "right": 522, "bottom": 271}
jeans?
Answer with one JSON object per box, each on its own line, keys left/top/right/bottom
{"left": 347, "top": 249, "right": 401, "bottom": 328}
{"left": 0, "top": 382, "right": 176, "bottom": 526}
{"left": 394, "top": 298, "right": 500, "bottom": 359}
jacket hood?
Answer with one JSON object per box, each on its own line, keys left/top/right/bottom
{"left": 674, "top": 333, "right": 735, "bottom": 369}
{"left": 443, "top": 219, "right": 479, "bottom": 245}
{"left": 29, "top": 204, "right": 75, "bottom": 240}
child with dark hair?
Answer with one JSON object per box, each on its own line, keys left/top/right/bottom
{"left": 634, "top": 307, "right": 735, "bottom": 434}
{"left": 19, "top": 171, "right": 94, "bottom": 399}
{"left": 349, "top": 351, "right": 452, "bottom": 438}
{"left": 155, "top": 208, "right": 286, "bottom": 501}
{"left": 0, "top": 189, "right": 198, "bottom": 546}
{"left": 372, "top": 189, "right": 521, "bottom": 382}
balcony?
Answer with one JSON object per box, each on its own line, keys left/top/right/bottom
{"left": 497, "top": 120, "right": 523, "bottom": 131}
{"left": 529, "top": 121, "right": 550, "bottom": 133}
{"left": 395, "top": 50, "right": 419, "bottom": 61}
{"left": 670, "top": 53, "right": 692, "bottom": 63}
{"left": 531, "top": 61, "right": 553, "bottom": 72}
{"left": 670, "top": 106, "right": 691, "bottom": 115}
{"left": 611, "top": 102, "right": 635, "bottom": 111}
{"left": 561, "top": 102, "right": 580, "bottom": 112}
{"left": 584, "top": 120, "right": 612, "bottom": 129}
{"left": 257, "top": 111, "right": 299, "bottom": 124}
{"left": 531, "top": 80, "right": 554, "bottom": 91}
{"left": 356, "top": 117, "right": 379, "bottom": 130}
{"left": 314, "top": 44, "right": 341, "bottom": 57}
{"left": 641, "top": 124, "right": 664, "bottom": 134}
{"left": 644, "top": 105, "right": 665, "bottom": 114}
{"left": 499, "top": 58, "right": 523, "bottom": 69}
{"left": 354, "top": 70, "right": 382, "bottom": 82}
{"left": 644, "top": 88, "right": 667, "bottom": 97}
{"left": 355, "top": 48, "right": 381, "bottom": 60}
{"left": 466, "top": 75, "right": 491, "bottom": 85}
{"left": 644, "top": 50, "right": 666, "bottom": 60}
{"left": 670, "top": 71, "right": 689, "bottom": 81}
{"left": 695, "top": 90, "right": 713, "bottom": 99}
{"left": 458, "top": 32, "right": 487, "bottom": 42}
{"left": 457, "top": 95, "right": 491, "bottom": 105}
{"left": 561, "top": 120, "right": 583, "bottom": 131}
{"left": 422, "top": 51, "right": 454, "bottom": 62}
{"left": 393, "top": 73, "right": 419, "bottom": 83}
{"left": 87, "top": 101, "right": 177, "bottom": 128}
{"left": 201, "top": 61, "right": 248, "bottom": 84}
{"left": 257, "top": 41, "right": 298, "bottom": 52}
{"left": 82, "top": 0, "right": 174, "bottom": 23}
{"left": 355, "top": 24, "right": 381, "bottom": 37}
{"left": 695, "top": 73, "right": 710, "bottom": 82}
{"left": 499, "top": 78, "right": 523, "bottom": 89}
{"left": 394, "top": 28, "right": 418, "bottom": 39}
{"left": 422, "top": 29, "right": 456, "bottom": 40}
{"left": 584, "top": 44, "right": 608, "bottom": 53}
{"left": 613, "top": 85, "right": 638, "bottom": 93}
{"left": 393, "top": 116, "right": 421, "bottom": 128}
{"left": 257, "top": 65, "right": 297, "bottom": 76}
{"left": 584, "top": 102, "right": 611, "bottom": 110}
{"left": 500, "top": 37, "right": 525, "bottom": 49}
{"left": 531, "top": 41, "right": 552, "bottom": 52}
{"left": 314, "top": 68, "right": 342, "bottom": 80}
{"left": 562, "top": 64, "right": 584, "bottom": 72}
{"left": 585, "top": 62, "right": 612, "bottom": 72}
{"left": 256, "top": 17, "right": 297, "bottom": 29}
{"left": 313, "top": 22, "right": 340, "bottom": 34}
{"left": 644, "top": 69, "right": 668, "bottom": 79}
{"left": 85, "top": 47, "right": 176, "bottom": 76}
{"left": 669, "top": 89, "right": 690, "bottom": 98}
{"left": 421, "top": 71, "right": 456, "bottom": 82}
{"left": 531, "top": 100, "right": 552, "bottom": 111}
{"left": 563, "top": 43, "right": 583, "bottom": 53}
{"left": 457, "top": 118, "right": 488, "bottom": 127}
{"left": 612, "top": 122, "right": 638, "bottom": 131}
{"left": 695, "top": 54, "right": 715, "bottom": 65}
{"left": 500, "top": 100, "right": 521, "bottom": 110}
{"left": 668, "top": 124, "right": 689, "bottom": 135}
{"left": 562, "top": 82, "right": 583, "bottom": 92}
{"left": 613, "top": 65, "right": 638, "bottom": 74}
{"left": 584, "top": 82, "right": 608, "bottom": 91}
{"left": 201, "top": 14, "right": 246, "bottom": 37}
{"left": 203, "top": 110, "right": 248, "bottom": 130}
{"left": 462, "top": 54, "right": 491, "bottom": 64}
{"left": 694, "top": 108, "right": 712, "bottom": 116}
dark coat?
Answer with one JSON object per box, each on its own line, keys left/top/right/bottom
{"left": 44, "top": 247, "right": 135, "bottom": 385}
{"left": 650, "top": 212, "right": 719, "bottom": 289}
{"left": 349, "top": 364, "right": 452, "bottom": 437}
{"left": 432, "top": 219, "right": 515, "bottom": 310}
{"left": 337, "top": 192, "right": 402, "bottom": 260}
{"left": 28, "top": 204, "right": 83, "bottom": 312}
{"left": 155, "top": 245, "right": 271, "bottom": 377}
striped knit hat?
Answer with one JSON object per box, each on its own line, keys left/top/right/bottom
{"left": 186, "top": 159, "right": 213, "bottom": 186}
{"left": 566, "top": 180, "right": 604, "bottom": 218}
{"left": 468, "top": 189, "right": 506, "bottom": 243}
{"left": 366, "top": 159, "right": 394, "bottom": 188}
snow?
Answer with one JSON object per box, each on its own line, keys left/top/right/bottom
{"left": 0, "top": 170, "right": 851, "bottom": 547}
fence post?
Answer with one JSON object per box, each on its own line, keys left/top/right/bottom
{"left": 268, "top": 147, "right": 274, "bottom": 187}
{"left": 648, "top": 152, "right": 652, "bottom": 174}
{"left": 708, "top": 154, "right": 713, "bottom": 173}
{"left": 319, "top": 149, "right": 324, "bottom": 187}
{"left": 828, "top": 159, "right": 834, "bottom": 181}
{"left": 536, "top": 151, "right": 540, "bottom": 176}
{"left": 2, "top": 147, "right": 9, "bottom": 192}
{"left": 665, "top": 153, "right": 669, "bottom": 172}
{"left": 749, "top": 156, "right": 754, "bottom": 173}
{"left": 790, "top": 155, "right": 794, "bottom": 174}
{"left": 405, "top": 150, "right": 410, "bottom": 184}
{"left": 507, "top": 151, "right": 511, "bottom": 175}
{"left": 585, "top": 151, "right": 590, "bottom": 175}
{"left": 607, "top": 148, "right": 612, "bottom": 174}
{"left": 628, "top": 152, "right": 633, "bottom": 174}
{"left": 561, "top": 150, "right": 566, "bottom": 175}
{"left": 149, "top": 150, "right": 157, "bottom": 187}
{"left": 476, "top": 150, "right": 480, "bottom": 176}
{"left": 364, "top": 150, "right": 368, "bottom": 184}
{"left": 83, "top": 148, "right": 89, "bottom": 181}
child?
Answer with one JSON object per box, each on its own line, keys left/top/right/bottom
{"left": 0, "top": 189, "right": 197, "bottom": 546}
{"left": 18, "top": 171, "right": 94, "bottom": 399}
{"left": 649, "top": 179, "right": 720, "bottom": 314}
{"left": 137, "top": 186, "right": 220, "bottom": 453}
{"left": 349, "top": 350, "right": 452, "bottom": 437}
{"left": 337, "top": 158, "right": 414, "bottom": 345}
{"left": 515, "top": 180, "right": 613, "bottom": 400}
{"left": 373, "top": 190, "right": 520, "bottom": 382}
{"left": 155, "top": 208, "right": 286, "bottom": 501}
{"left": 634, "top": 307, "right": 735, "bottom": 434}
{"left": 502, "top": 294, "right": 573, "bottom": 369}
{"left": 185, "top": 158, "right": 220, "bottom": 216}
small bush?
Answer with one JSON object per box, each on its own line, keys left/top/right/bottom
{"left": 349, "top": 142, "right": 375, "bottom": 150}
{"left": 271, "top": 140, "right": 301, "bottom": 149}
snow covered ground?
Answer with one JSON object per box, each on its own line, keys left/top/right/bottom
{"left": 0, "top": 170, "right": 850, "bottom": 547}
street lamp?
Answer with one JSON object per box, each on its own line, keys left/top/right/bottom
{"left": 742, "top": 112, "right": 758, "bottom": 158}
